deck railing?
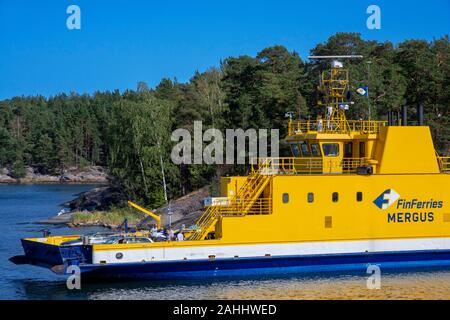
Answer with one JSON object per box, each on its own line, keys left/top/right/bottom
{"left": 288, "top": 120, "right": 387, "bottom": 135}
{"left": 252, "top": 157, "right": 369, "bottom": 174}
{"left": 438, "top": 157, "right": 450, "bottom": 173}
{"left": 218, "top": 198, "right": 273, "bottom": 216}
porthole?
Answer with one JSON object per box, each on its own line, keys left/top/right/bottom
{"left": 332, "top": 192, "right": 339, "bottom": 202}
{"left": 282, "top": 193, "right": 289, "bottom": 204}
{"left": 116, "top": 252, "right": 123, "bottom": 260}
{"left": 356, "top": 192, "right": 363, "bottom": 202}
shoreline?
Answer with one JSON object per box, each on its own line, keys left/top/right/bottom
{"left": 38, "top": 210, "right": 143, "bottom": 230}
{"left": 0, "top": 166, "right": 109, "bottom": 184}
{"left": 0, "top": 181, "right": 108, "bottom": 185}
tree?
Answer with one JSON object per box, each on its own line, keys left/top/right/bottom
{"left": 0, "top": 32, "right": 448, "bottom": 202}
{"left": 34, "top": 134, "right": 57, "bottom": 174}
{"left": 0, "top": 127, "right": 13, "bottom": 167}
{"left": 10, "top": 160, "right": 26, "bottom": 179}
{"left": 108, "top": 93, "right": 177, "bottom": 207}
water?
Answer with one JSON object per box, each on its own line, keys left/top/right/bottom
{"left": 1, "top": 184, "right": 450, "bottom": 300}
{"left": 0, "top": 184, "right": 105, "bottom": 299}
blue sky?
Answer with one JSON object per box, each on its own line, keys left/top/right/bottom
{"left": 0, "top": 0, "right": 449, "bottom": 99}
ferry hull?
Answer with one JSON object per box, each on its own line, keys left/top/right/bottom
{"left": 78, "top": 250, "right": 450, "bottom": 280}
{"left": 16, "top": 239, "right": 92, "bottom": 268}
{"left": 12, "top": 237, "right": 450, "bottom": 280}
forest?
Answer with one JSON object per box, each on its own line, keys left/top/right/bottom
{"left": 0, "top": 33, "right": 449, "bottom": 208}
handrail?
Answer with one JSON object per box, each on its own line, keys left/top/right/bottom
{"left": 219, "top": 198, "right": 273, "bottom": 216}
{"left": 252, "top": 157, "right": 369, "bottom": 174}
{"left": 288, "top": 120, "right": 387, "bottom": 135}
{"left": 438, "top": 156, "right": 450, "bottom": 173}
{"left": 191, "top": 170, "right": 272, "bottom": 240}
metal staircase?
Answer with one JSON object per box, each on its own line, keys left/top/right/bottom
{"left": 190, "top": 169, "right": 272, "bottom": 241}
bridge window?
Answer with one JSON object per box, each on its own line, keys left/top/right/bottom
{"left": 332, "top": 192, "right": 339, "bottom": 202}
{"left": 307, "top": 192, "right": 314, "bottom": 203}
{"left": 311, "top": 143, "right": 321, "bottom": 157}
{"left": 323, "top": 143, "right": 339, "bottom": 157}
{"left": 356, "top": 192, "right": 363, "bottom": 202}
{"left": 290, "top": 143, "right": 300, "bottom": 157}
{"left": 282, "top": 193, "right": 289, "bottom": 204}
{"left": 300, "top": 143, "right": 311, "bottom": 157}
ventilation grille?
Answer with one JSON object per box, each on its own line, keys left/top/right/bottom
{"left": 444, "top": 213, "right": 450, "bottom": 223}
{"left": 325, "top": 216, "right": 333, "bottom": 228}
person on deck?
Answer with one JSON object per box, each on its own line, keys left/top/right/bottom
{"left": 168, "top": 228, "right": 175, "bottom": 241}
{"left": 177, "top": 232, "right": 184, "bottom": 242}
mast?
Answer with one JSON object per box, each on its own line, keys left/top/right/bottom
{"left": 308, "top": 55, "right": 363, "bottom": 132}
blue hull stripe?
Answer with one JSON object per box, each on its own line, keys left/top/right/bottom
{"left": 79, "top": 249, "right": 450, "bottom": 279}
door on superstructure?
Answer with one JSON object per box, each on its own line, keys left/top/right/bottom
{"left": 321, "top": 142, "right": 343, "bottom": 173}
{"left": 359, "top": 141, "right": 366, "bottom": 158}
{"left": 342, "top": 142, "right": 353, "bottom": 172}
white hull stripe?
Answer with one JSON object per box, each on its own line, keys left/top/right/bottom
{"left": 92, "top": 237, "right": 450, "bottom": 264}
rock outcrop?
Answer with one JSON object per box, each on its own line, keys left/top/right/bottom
{"left": 140, "top": 186, "right": 210, "bottom": 229}
{"left": 0, "top": 168, "right": 16, "bottom": 183}
{"left": 42, "top": 185, "right": 210, "bottom": 230}
{"left": 0, "top": 166, "right": 108, "bottom": 183}
{"left": 63, "top": 185, "right": 127, "bottom": 211}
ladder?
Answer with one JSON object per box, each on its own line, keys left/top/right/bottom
{"left": 190, "top": 169, "right": 272, "bottom": 241}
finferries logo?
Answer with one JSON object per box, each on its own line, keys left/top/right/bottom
{"left": 373, "top": 189, "right": 400, "bottom": 209}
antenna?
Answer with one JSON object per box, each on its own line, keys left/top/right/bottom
{"left": 307, "top": 55, "right": 365, "bottom": 131}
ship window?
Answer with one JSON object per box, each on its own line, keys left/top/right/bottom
{"left": 310, "top": 143, "right": 321, "bottom": 157}
{"left": 307, "top": 192, "right": 314, "bottom": 203}
{"left": 356, "top": 192, "right": 363, "bottom": 202}
{"left": 290, "top": 144, "right": 300, "bottom": 157}
{"left": 323, "top": 143, "right": 339, "bottom": 157}
{"left": 332, "top": 192, "right": 339, "bottom": 202}
{"left": 282, "top": 193, "right": 289, "bottom": 204}
{"left": 300, "top": 143, "right": 311, "bottom": 157}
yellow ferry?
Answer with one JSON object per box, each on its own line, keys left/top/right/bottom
{"left": 10, "top": 57, "right": 450, "bottom": 279}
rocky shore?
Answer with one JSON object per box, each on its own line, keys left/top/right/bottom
{"left": 39, "top": 185, "right": 210, "bottom": 230}
{"left": 62, "top": 185, "right": 127, "bottom": 211}
{"left": 148, "top": 186, "right": 210, "bottom": 229}
{"left": 0, "top": 166, "right": 108, "bottom": 184}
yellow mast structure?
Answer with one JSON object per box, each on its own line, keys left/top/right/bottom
{"left": 309, "top": 55, "right": 363, "bottom": 133}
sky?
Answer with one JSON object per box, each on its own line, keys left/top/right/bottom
{"left": 0, "top": 0, "right": 449, "bottom": 99}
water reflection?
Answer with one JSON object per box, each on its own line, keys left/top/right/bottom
{"left": 16, "top": 269, "right": 450, "bottom": 300}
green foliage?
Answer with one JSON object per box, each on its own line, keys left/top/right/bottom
{"left": 70, "top": 207, "right": 144, "bottom": 227}
{"left": 33, "top": 134, "right": 57, "bottom": 174}
{"left": 0, "top": 127, "right": 13, "bottom": 167}
{"left": 0, "top": 32, "right": 449, "bottom": 208}
{"left": 10, "top": 160, "right": 26, "bottom": 179}
{"left": 108, "top": 92, "right": 177, "bottom": 207}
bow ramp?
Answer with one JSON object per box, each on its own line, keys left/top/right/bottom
{"left": 190, "top": 168, "right": 273, "bottom": 241}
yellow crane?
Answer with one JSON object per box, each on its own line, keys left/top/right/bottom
{"left": 127, "top": 200, "right": 161, "bottom": 229}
